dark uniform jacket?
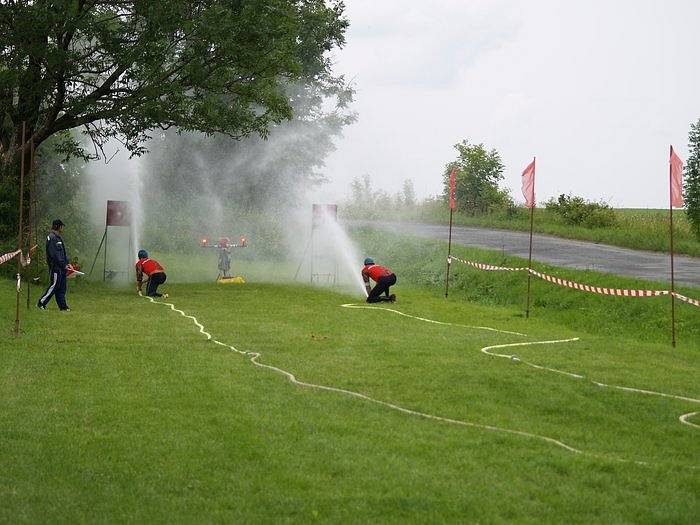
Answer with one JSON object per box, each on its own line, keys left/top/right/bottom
{"left": 46, "top": 231, "right": 69, "bottom": 272}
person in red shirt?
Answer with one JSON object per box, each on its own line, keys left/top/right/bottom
{"left": 135, "top": 249, "right": 168, "bottom": 297}
{"left": 362, "top": 257, "right": 397, "bottom": 303}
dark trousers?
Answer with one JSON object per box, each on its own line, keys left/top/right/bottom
{"left": 39, "top": 268, "right": 68, "bottom": 309}
{"left": 367, "top": 273, "right": 396, "bottom": 303}
{"left": 147, "top": 272, "right": 167, "bottom": 297}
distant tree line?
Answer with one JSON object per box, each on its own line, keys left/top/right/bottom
{"left": 343, "top": 175, "right": 417, "bottom": 219}
{"left": 684, "top": 118, "right": 700, "bottom": 240}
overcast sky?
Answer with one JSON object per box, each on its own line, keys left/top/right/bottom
{"left": 317, "top": 0, "right": 700, "bottom": 208}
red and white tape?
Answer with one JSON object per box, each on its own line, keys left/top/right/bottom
{"left": 0, "top": 250, "right": 20, "bottom": 266}
{"left": 449, "top": 255, "right": 699, "bottom": 307}
{"left": 673, "top": 292, "right": 700, "bottom": 307}
{"left": 448, "top": 255, "right": 527, "bottom": 272}
{"left": 527, "top": 268, "right": 669, "bottom": 297}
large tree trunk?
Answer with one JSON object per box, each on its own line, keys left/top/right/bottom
{"left": 0, "top": 145, "right": 31, "bottom": 250}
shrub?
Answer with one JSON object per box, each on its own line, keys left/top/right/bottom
{"left": 545, "top": 194, "right": 616, "bottom": 228}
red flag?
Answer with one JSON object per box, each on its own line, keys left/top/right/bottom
{"left": 449, "top": 167, "right": 456, "bottom": 210}
{"left": 670, "top": 146, "right": 684, "bottom": 208}
{"left": 521, "top": 157, "right": 536, "bottom": 208}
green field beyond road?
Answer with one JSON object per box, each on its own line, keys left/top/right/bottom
{"left": 1, "top": 278, "right": 698, "bottom": 523}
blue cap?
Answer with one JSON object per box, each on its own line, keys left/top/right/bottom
{"left": 364, "top": 257, "right": 374, "bottom": 265}
{"left": 138, "top": 249, "right": 148, "bottom": 259}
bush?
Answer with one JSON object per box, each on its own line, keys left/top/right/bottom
{"left": 545, "top": 194, "right": 616, "bottom": 228}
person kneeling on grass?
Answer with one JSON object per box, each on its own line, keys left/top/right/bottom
{"left": 362, "top": 257, "right": 397, "bottom": 303}
{"left": 135, "top": 250, "right": 168, "bottom": 298}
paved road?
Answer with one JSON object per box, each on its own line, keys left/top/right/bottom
{"left": 350, "top": 220, "right": 700, "bottom": 288}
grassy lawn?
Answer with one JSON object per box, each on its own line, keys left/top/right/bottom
{"left": 351, "top": 203, "right": 700, "bottom": 257}
{"left": 1, "top": 245, "right": 699, "bottom": 523}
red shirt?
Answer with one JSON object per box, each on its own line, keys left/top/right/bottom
{"left": 362, "top": 264, "right": 392, "bottom": 283}
{"left": 135, "top": 257, "right": 165, "bottom": 279}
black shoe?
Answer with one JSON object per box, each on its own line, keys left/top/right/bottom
{"left": 389, "top": 294, "right": 396, "bottom": 303}
{"left": 37, "top": 303, "right": 46, "bottom": 310}
{"left": 60, "top": 307, "right": 71, "bottom": 312}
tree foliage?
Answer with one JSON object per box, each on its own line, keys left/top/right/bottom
{"left": 442, "top": 140, "right": 510, "bottom": 215}
{"left": 0, "top": 0, "right": 349, "bottom": 244}
{"left": 684, "top": 119, "right": 700, "bottom": 239}
{"left": 344, "top": 174, "right": 418, "bottom": 218}
{"left": 544, "top": 194, "right": 616, "bottom": 228}
{"left": 0, "top": 0, "right": 348, "bottom": 162}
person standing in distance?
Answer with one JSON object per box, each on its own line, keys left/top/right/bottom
{"left": 135, "top": 249, "right": 168, "bottom": 297}
{"left": 361, "top": 257, "right": 397, "bottom": 303}
{"left": 37, "top": 219, "right": 71, "bottom": 311}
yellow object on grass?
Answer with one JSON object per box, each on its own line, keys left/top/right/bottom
{"left": 217, "top": 276, "right": 245, "bottom": 284}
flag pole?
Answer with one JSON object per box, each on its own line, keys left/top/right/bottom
{"left": 15, "top": 122, "right": 26, "bottom": 337}
{"left": 669, "top": 145, "right": 676, "bottom": 348}
{"left": 445, "top": 166, "right": 456, "bottom": 298}
{"left": 445, "top": 206, "right": 454, "bottom": 297}
{"left": 525, "top": 157, "right": 535, "bottom": 319}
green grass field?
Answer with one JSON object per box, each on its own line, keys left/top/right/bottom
{"left": 1, "top": 235, "right": 699, "bottom": 523}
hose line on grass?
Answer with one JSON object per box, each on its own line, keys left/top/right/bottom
{"left": 142, "top": 295, "right": 698, "bottom": 468}
{"left": 481, "top": 340, "right": 700, "bottom": 430}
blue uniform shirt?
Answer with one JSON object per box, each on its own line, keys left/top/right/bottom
{"left": 46, "top": 231, "right": 69, "bottom": 271}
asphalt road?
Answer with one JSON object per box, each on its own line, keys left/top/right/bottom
{"left": 350, "top": 220, "right": 700, "bottom": 288}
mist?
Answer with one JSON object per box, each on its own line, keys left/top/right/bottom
{"left": 81, "top": 82, "right": 365, "bottom": 296}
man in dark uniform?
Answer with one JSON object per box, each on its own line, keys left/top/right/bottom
{"left": 361, "top": 257, "right": 397, "bottom": 303}
{"left": 38, "top": 219, "right": 71, "bottom": 311}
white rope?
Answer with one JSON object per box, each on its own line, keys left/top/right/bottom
{"left": 143, "top": 295, "right": 697, "bottom": 468}
{"left": 680, "top": 411, "right": 700, "bottom": 429}
{"left": 340, "top": 303, "right": 525, "bottom": 336}
{"left": 482, "top": 340, "right": 700, "bottom": 429}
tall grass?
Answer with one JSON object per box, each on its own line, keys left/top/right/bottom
{"left": 351, "top": 227, "right": 700, "bottom": 347}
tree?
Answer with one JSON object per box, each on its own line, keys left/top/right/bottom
{"left": 401, "top": 179, "right": 416, "bottom": 208}
{"left": 442, "top": 140, "right": 506, "bottom": 214}
{"left": 684, "top": 119, "right": 700, "bottom": 239}
{"left": 0, "top": 0, "right": 349, "bottom": 240}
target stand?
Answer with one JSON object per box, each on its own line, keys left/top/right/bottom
{"left": 294, "top": 204, "right": 338, "bottom": 284}
{"left": 88, "top": 200, "right": 133, "bottom": 281}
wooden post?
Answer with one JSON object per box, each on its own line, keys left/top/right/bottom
{"left": 26, "top": 139, "right": 35, "bottom": 309}
{"left": 14, "top": 123, "right": 26, "bottom": 337}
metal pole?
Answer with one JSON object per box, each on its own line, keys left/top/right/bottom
{"left": 103, "top": 226, "right": 108, "bottom": 281}
{"left": 310, "top": 227, "right": 314, "bottom": 283}
{"left": 444, "top": 207, "right": 454, "bottom": 297}
{"left": 88, "top": 228, "right": 107, "bottom": 277}
{"left": 293, "top": 234, "right": 313, "bottom": 281}
{"left": 15, "top": 123, "right": 26, "bottom": 337}
{"left": 525, "top": 202, "right": 535, "bottom": 319}
{"left": 669, "top": 145, "right": 676, "bottom": 348}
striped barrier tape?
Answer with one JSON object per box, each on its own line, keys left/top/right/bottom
{"left": 449, "top": 255, "right": 699, "bottom": 307}
{"left": 448, "top": 255, "right": 528, "bottom": 272}
{"left": 673, "top": 292, "right": 700, "bottom": 307}
{"left": 527, "top": 268, "right": 670, "bottom": 297}
{"left": 0, "top": 250, "right": 20, "bottom": 266}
